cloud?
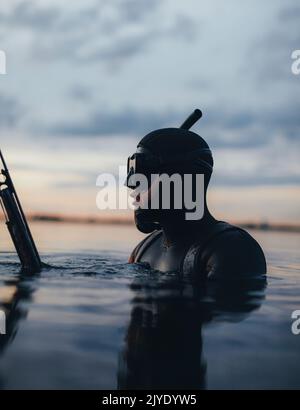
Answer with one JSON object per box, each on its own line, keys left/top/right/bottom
{"left": 67, "top": 85, "right": 93, "bottom": 102}
{"left": 0, "top": 1, "right": 58, "bottom": 30}
{"left": 213, "top": 132, "right": 300, "bottom": 187}
{"left": 46, "top": 108, "right": 180, "bottom": 137}
{"left": 0, "top": 0, "right": 197, "bottom": 67}
{"left": 249, "top": 1, "right": 300, "bottom": 83}
{"left": 0, "top": 94, "right": 24, "bottom": 128}
{"left": 0, "top": 0, "right": 299, "bottom": 195}
{"left": 278, "top": 4, "right": 300, "bottom": 21}
{"left": 201, "top": 103, "right": 300, "bottom": 148}
{"left": 213, "top": 174, "right": 300, "bottom": 187}
{"left": 40, "top": 102, "right": 299, "bottom": 154}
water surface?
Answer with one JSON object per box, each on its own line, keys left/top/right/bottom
{"left": 0, "top": 222, "right": 299, "bottom": 389}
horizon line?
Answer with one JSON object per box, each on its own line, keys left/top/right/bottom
{"left": 0, "top": 212, "right": 299, "bottom": 233}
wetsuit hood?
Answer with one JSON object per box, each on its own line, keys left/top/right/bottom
{"left": 128, "top": 127, "right": 214, "bottom": 234}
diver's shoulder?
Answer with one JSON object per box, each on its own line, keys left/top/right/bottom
{"left": 206, "top": 221, "right": 265, "bottom": 258}
{"left": 189, "top": 221, "right": 267, "bottom": 279}
{"left": 213, "top": 222, "right": 262, "bottom": 247}
{"left": 128, "top": 229, "right": 163, "bottom": 263}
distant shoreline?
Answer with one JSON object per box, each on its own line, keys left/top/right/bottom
{"left": 0, "top": 213, "right": 298, "bottom": 233}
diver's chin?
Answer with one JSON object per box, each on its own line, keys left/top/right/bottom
{"left": 134, "top": 209, "right": 160, "bottom": 234}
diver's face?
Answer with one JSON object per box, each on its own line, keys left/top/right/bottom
{"left": 129, "top": 176, "right": 159, "bottom": 211}
{"left": 130, "top": 173, "right": 204, "bottom": 217}
{"left": 126, "top": 147, "right": 209, "bottom": 232}
{"left": 131, "top": 173, "right": 203, "bottom": 233}
{"left": 130, "top": 177, "right": 162, "bottom": 233}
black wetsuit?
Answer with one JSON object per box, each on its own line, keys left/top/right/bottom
{"left": 129, "top": 221, "right": 267, "bottom": 280}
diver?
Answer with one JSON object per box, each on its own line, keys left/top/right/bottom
{"left": 125, "top": 110, "right": 267, "bottom": 281}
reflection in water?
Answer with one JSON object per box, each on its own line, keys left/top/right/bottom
{"left": 0, "top": 258, "right": 266, "bottom": 390}
{"left": 0, "top": 271, "right": 37, "bottom": 389}
{"left": 118, "top": 273, "right": 266, "bottom": 390}
{"left": 0, "top": 273, "right": 36, "bottom": 355}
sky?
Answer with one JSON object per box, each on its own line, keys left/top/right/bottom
{"left": 0, "top": 0, "right": 299, "bottom": 223}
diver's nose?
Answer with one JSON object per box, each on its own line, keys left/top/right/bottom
{"left": 124, "top": 168, "right": 135, "bottom": 188}
{"left": 129, "top": 189, "right": 139, "bottom": 200}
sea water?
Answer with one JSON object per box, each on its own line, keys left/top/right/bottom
{"left": 0, "top": 222, "right": 299, "bottom": 389}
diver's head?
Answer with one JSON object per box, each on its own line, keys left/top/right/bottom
{"left": 126, "top": 127, "right": 213, "bottom": 234}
